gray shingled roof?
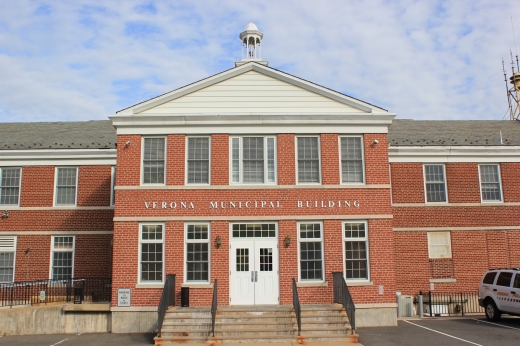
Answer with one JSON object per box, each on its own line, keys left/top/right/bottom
{"left": 388, "top": 120, "right": 520, "bottom": 146}
{"left": 0, "top": 120, "right": 116, "bottom": 150}
{"left": 1, "top": 119, "right": 519, "bottom": 150}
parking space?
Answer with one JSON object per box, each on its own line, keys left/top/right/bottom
{"left": 358, "top": 316, "right": 520, "bottom": 346}
{"left": 0, "top": 333, "right": 155, "bottom": 346}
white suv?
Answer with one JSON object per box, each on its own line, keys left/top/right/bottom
{"left": 478, "top": 268, "right": 520, "bottom": 321}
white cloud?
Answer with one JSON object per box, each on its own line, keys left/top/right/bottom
{"left": 0, "top": 0, "right": 519, "bottom": 122}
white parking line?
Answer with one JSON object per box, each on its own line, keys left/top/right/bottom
{"left": 50, "top": 333, "right": 81, "bottom": 346}
{"left": 472, "top": 318, "right": 520, "bottom": 331}
{"left": 403, "top": 320, "right": 484, "bottom": 346}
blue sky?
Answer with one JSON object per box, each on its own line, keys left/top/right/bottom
{"left": 0, "top": 0, "right": 519, "bottom": 122}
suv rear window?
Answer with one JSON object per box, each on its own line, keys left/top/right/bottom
{"left": 496, "top": 272, "right": 513, "bottom": 287}
{"left": 483, "top": 272, "right": 497, "bottom": 284}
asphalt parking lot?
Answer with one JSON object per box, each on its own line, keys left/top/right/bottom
{"left": 359, "top": 316, "right": 520, "bottom": 346}
{"left": 1, "top": 316, "right": 519, "bottom": 346}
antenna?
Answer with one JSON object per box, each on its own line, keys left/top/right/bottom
{"left": 502, "top": 17, "right": 520, "bottom": 121}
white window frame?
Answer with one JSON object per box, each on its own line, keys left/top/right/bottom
{"left": 478, "top": 164, "right": 503, "bottom": 203}
{"left": 184, "top": 222, "right": 211, "bottom": 283}
{"left": 229, "top": 136, "right": 277, "bottom": 185}
{"left": 423, "top": 164, "right": 448, "bottom": 203}
{"left": 296, "top": 135, "right": 321, "bottom": 185}
{"left": 297, "top": 221, "right": 325, "bottom": 283}
{"left": 427, "top": 231, "right": 452, "bottom": 259}
{"left": 141, "top": 136, "right": 167, "bottom": 186}
{"left": 339, "top": 136, "right": 365, "bottom": 184}
{"left": 54, "top": 167, "right": 78, "bottom": 206}
{"left": 185, "top": 136, "right": 211, "bottom": 185}
{"left": 0, "top": 235, "right": 17, "bottom": 283}
{"left": 110, "top": 166, "right": 116, "bottom": 206}
{"left": 49, "top": 235, "right": 75, "bottom": 280}
{"left": 0, "top": 167, "right": 22, "bottom": 206}
{"left": 139, "top": 222, "right": 165, "bottom": 284}
{"left": 342, "top": 221, "right": 370, "bottom": 283}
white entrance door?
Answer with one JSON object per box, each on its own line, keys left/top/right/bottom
{"left": 230, "top": 239, "right": 279, "bottom": 305}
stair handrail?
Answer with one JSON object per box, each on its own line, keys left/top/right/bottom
{"left": 332, "top": 272, "right": 356, "bottom": 333}
{"left": 157, "top": 274, "right": 176, "bottom": 335}
{"left": 211, "top": 279, "right": 218, "bottom": 337}
{"left": 292, "top": 278, "right": 301, "bottom": 336}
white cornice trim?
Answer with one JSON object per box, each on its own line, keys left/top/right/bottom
{"left": 123, "top": 63, "right": 387, "bottom": 115}
{"left": 2, "top": 206, "right": 114, "bottom": 210}
{"left": 109, "top": 114, "right": 395, "bottom": 134}
{"left": 115, "top": 184, "right": 391, "bottom": 190}
{"left": 113, "top": 214, "right": 393, "bottom": 222}
{"left": 0, "top": 231, "right": 113, "bottom": 235}
{"left": 389, "top": 146, "right": 520, "bottom": 163}
{"left": 0, "top": 149, "right": 116, "bottom": 166}
{"left": 394, "top": 226, "right": 520, "bottom": 231}
{"left": 392, "top": 202, "right": 520, "bottom": 207}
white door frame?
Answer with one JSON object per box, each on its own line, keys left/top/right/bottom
{"left": 229, "top": 223, "right": 279, "bottom": 305}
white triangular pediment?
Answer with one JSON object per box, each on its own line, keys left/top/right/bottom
{"left": 140, "top": 70, "right": 368, "bottom": 115}
{"left": 119, "top": 63, "right": 387, "bottom": 116}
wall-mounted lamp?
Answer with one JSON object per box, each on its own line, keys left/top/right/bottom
{"left": 215, "top": 235, "right": 222, "bottom": 248}
{"left": 125, "top": 141, "right": 131, "bottom": 147}
{"left": 1, "top": 210, "right": 9, "bottom": 218}
{"left": 373, "top": 139, "right": 379, "bottom": 145}
{"left": 285, "top": 235, "right": 291, "bottom": 247}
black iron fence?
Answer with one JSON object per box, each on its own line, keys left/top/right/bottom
{"left": 332, "top": 272, "right": 356, "bottom": 333}
{"left": 418, "top": 291, "right": 484, "bottom": 317}
{"left": 211, "top": 279, "right": 218, "bottom": 337}
{"left": 292, "top": 278, "right": 301, "bottom": 336}
{"left": 0, "top": 278, "right": 111, "bottom": 308}
{"left": 157, "top": 274, "right": 176, "bottom": 334}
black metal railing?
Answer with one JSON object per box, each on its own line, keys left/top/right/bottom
{"left": 0, "top": 278, "right": 111, "bottom": 308}
{"left": 419, "top": 291, "right": 484, "bottom": 317}
{"left": 292, "top": 278, "right": 301, "bottom": 336}
{"left": 157, "top": 274, "right": 176, "bottom": 334}
{"left": 333, "top": 272, "right": 356, "bottom": 333}
{"left": 211, "top": 279, "right": 218, "bottom": 337}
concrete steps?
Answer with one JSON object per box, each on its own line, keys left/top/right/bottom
{"left": 154, "top": 304, "right": 357, "bottom": 345}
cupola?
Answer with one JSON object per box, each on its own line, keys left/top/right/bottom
{"left": 235, "top": 22, "right": 268, "bottom": 66}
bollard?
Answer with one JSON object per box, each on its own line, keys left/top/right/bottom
{"left": 417, "top": 295, "right": 423, "bottom": 318}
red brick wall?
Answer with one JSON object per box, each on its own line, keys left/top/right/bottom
{"left": 1, "top": 162, "right": 114, "bottom": 282}
{"left": 502, "top": 163, "right": 520, "bottom": 202}
{"left": 211, "top": 134, "right": 229, "bottom": 185}
{"left": 364, "top": 134, "right": 390, "bottom": 185}
{"left": 391, "top": 163, "right": 424, "bottom": 203}
{"left": 278, "top": 134, "right": 295, "bottom": 185}
{"left": 166, "top": 135, "right": 185, "bottom": 185}
{"left": 321, "top": 134, "right": 339, "bottom": 185}
{"left": 445, "top": 163, "right": 480, "bottom": 203}
{"left": 21, "top": 166, "right": 55, "bottom": 206}
{"left": 116, "top": 135, "right": 141, "bottom": 186}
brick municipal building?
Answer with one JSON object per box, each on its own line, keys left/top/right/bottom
{"left": 1, "top": 23, "right": 520, "bottom": 339}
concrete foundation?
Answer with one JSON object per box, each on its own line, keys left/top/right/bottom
{"left": 0, "top": 304, "right": 111, "bottom": 335}
{"left": 111, "top": 311, "right": 157, "bottom": 333}
{"left": 354, "top": 305, "right": 398, "bottom": 327}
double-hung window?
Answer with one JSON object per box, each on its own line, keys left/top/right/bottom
{"left": 427, "top": 232, "right": 452, "bottom": 259}
{"left": 298, "top": 222, "right": 324, "bottom": 282}
{"left": 0, "top": 168, "right": 21, "bottom": 206}
{"left": 50, "top": 236, "right": 74, "bottom": 280}
{"left": 111, "top": 167, "right": 116, "bottom": 206}
{"left": 297, "top": 136, "right": 320, "bottom": 184}
{"left": 142, "top": 137, "right": 166, "bottom": 185}
{"left": 343, "top": 221, "right": 369, "bottom": 281}
{"left": 55, "top": 167, "right": 77, "bottom": 206}
{"left": 0, "top": 236, "right": 17, "bottom": 283}
{"left": 479, "top": 164, "right": 502, "bottom": 202}
{"left": 231, "top": 136, "right": 276, "bottom": 184}
{"left": 187, "top": 137, "right": 210, "bottom": 184}
{"left": 424, "top": 165, "right": 447, "bottom": 202}
{"left": 340, "top": 137, "right": 364, "bottom": 183}
{"left": 140, "top": 223, "right": 164, "bottom": 283}
{"left": 185, "top": 223, "right": 210, "bottom": 282}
